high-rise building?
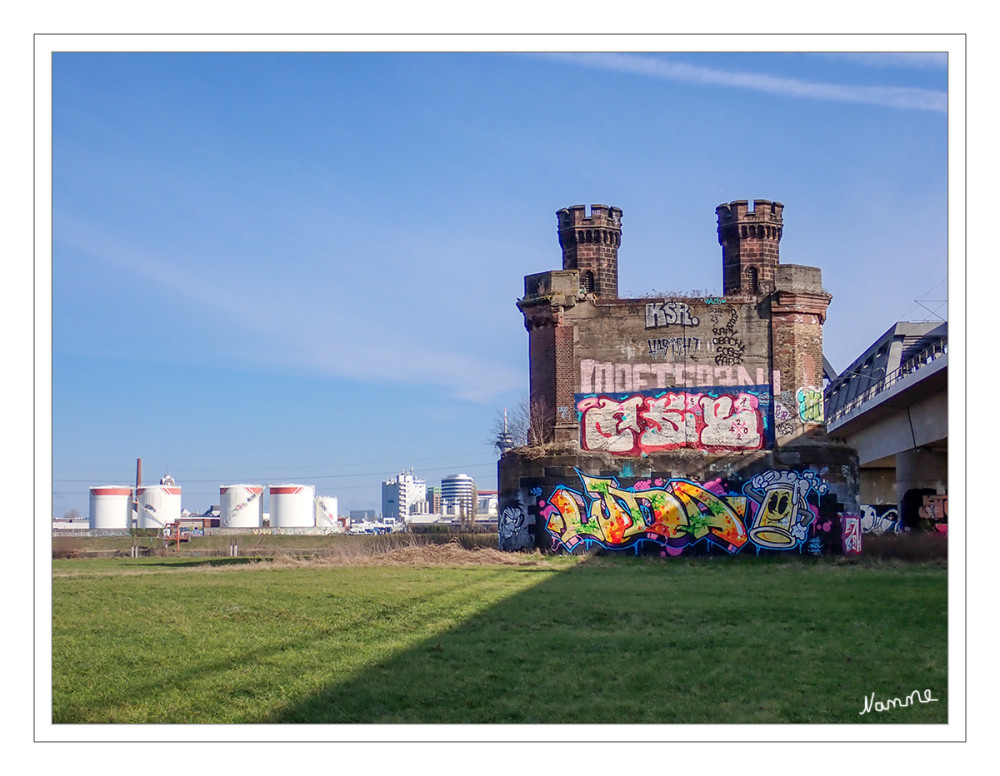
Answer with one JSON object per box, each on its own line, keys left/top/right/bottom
{"left": 381, "top": 470, "right": 427, "bottom": 520}
{"left": 441, "top": 474, "right": 476, "bottom": 516}
{"left": 425, "top": 486, "right": 442, "bottom": 515}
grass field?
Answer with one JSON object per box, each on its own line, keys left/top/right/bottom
{"left": 51, "top": 545, "right": 948, "bottom": 725}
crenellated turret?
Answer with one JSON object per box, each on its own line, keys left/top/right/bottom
{"left": 717, "top": 199, "right": 783, "bottom": 296}
{"left": 556, "top": 204, "right": 623, "bottom": 298}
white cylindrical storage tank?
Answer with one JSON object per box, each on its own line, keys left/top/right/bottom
{"left": 220, "top": 485, "right": 264, "bottom": 528}
{"left": 315, "top": 496, "right": 340, "bottom": 528}
{"left": 136, "top": 484, "right": 181, "bottom": 529}
{"left": 270, "top": 484, "right": 316, "bottom": 528}
{"left": 89, "top": 486, "right": 132, "bottom": 530}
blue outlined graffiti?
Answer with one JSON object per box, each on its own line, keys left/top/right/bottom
{"left": 534, "top": 468, "right": 829, "bottom": 555}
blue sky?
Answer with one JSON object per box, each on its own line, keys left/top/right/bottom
{"left": 49, "top": 48, "right": 951, "bottom": 518}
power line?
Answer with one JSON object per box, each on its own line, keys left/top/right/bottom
{"left": 52, "top": 461, "right": 499, "bottom": 484}
{"left": 52, "top": 452, "right": 499, "bottom": 475}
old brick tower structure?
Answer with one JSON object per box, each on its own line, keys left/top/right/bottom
{"left": 498, "top": 201, "right": 860, "bottom": 556}
{"left": 557, "top": 204, "right": 623, "bottom": 298}
{"left": 717, "top": 199, "right": 783, "bottom": 295}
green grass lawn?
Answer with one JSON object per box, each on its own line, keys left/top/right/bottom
{"left": 51, "top": 554, "right": 947, "bottom": 725}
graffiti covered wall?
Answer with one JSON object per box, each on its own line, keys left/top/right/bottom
{"left": 860, "top": 493, "right": 947, "bottom": 536}
{"left": 576, "top": 387, "right": 773, "bottom": 455}
{"left": 503, "top": 202, "right": 856, "bottom": 555}
{"left": 860, "top": 505, "right": 903, "bottom": 535}
{"left": 569, "top": 297, "right": 823, "bottom": 453}
{"left": 513, "top": 467, "right": 851, "bottom": 556}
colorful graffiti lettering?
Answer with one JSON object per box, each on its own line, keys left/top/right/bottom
{"left": 841, "top": 514, "right": 862, "bottom": 555}
{"left": 918, "top": 494, "right": 948, "bottom": 523}
{"left": 577, "top": 390, "right": 767, "bottom": 455}
{"left": 539, "top": 469, "right": 824, "bottom": 555}
{"left": 645, "top": 301, "right": 700, "bottom": 329}
{"left": 796, "top": 387, "right": 824, "bottom": 423}
{"left": 580, "top": 359, "right": 781, "bottom": 394}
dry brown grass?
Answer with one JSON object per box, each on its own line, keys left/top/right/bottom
{"left": 52, "top": 537, "right": 83, "bottom": 559}
{"left": 266, "top": 537, "right": 549, "bottom": 568}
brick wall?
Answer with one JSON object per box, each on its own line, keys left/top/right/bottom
{"left": 501, "top": 201, "right": 858, "bottom": 555}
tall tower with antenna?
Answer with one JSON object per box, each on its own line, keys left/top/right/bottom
{"left": 496, "top": 408, "right": 516, "bottom": 454}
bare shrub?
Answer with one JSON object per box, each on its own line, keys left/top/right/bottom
{"left": 491, "top": 395, "right": 558, "bottom": 452}
{"left": 52, "top": 538, "right": 82, "bottom": 559}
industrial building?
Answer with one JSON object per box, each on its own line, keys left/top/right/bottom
{"left": 68, "top": 472, "right": 348, "bottom": 535}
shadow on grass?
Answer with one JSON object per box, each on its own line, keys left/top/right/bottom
{"left": 54, "top": 574, "right": 487, "bottom": 724}
{"left": 261, "top": 555, "right": 948, "bottom": 726}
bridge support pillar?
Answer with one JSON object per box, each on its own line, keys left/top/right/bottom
{"left": 896, "top": 447, "right": 947, "bottom": 529}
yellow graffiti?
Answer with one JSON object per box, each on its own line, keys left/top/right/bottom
{"left": 744, "top": 473, "right": 814, "bottom": 549}
{"left": 545, "top": 475, "right": 749, "bottom": 552}
{"left": 671, "top": 481, "right": 749, "bottom": 549}
{"left": 544, "top": 487, "right": 600, "bottom": 547}
{"left": 580, "top": 473, "right": 647, "bottom": 545}
{"left": 749, "top": 485, "right": 799, "bottom": 547}
{"left": 642, "top": 488, "right": 689, "bottom": 540}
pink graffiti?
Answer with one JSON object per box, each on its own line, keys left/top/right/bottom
{"left": 841, "top": 514, "right": 862, "bottom": 555}
{"left": 578, "top": 391, "right": 764, "bottom": 455}
{"left": 580, "top": 359, "right": 781, "bottom": 394}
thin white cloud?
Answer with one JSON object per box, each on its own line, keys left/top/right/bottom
{"left": 545, "top": 53, "right": 947, "bottom": 113}
{"left": 53, "top": 217, "right": 522, "bottom": 403}
{"left": 819, "top": 52, "right": 948, "bottom": 69}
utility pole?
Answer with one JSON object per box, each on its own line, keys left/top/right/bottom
{"left": 132, "top": 457, "right": 142, "bottom": 557}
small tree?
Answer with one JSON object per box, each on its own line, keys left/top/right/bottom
{"left": 490, "top": 395, "right": 555, "bottom": 452}
{"left": 63, "top": 508, "right": 80, "bottom": 520}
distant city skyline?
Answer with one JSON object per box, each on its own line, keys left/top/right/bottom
{"left": 44, "top": 38, "right": 955, "bottom": 519}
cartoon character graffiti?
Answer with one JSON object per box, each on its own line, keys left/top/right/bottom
{"left": 498, "top": 502, "right": 532, "bottom": 551}
{"left": 743, "top": 470, "right": 819, "bottom": 549}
